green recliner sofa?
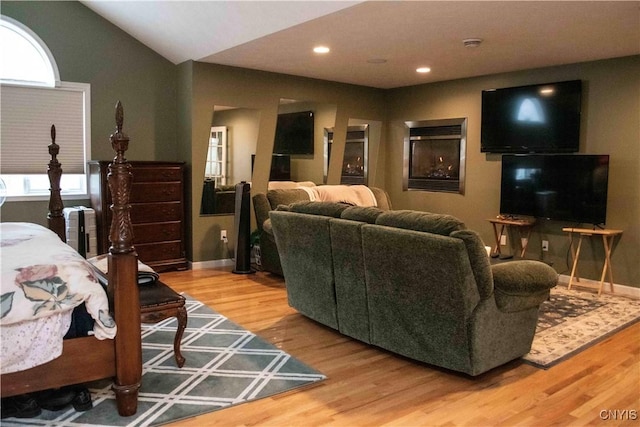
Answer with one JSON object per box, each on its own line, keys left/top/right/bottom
{"left": 269, "top": 203, "right": 558, "bottom": 376}
{"left": 252, "top": 186, "right": 392, "bottom": 276}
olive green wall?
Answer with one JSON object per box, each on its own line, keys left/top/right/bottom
{"left": 385, "top": 56, "right": 640, "bottom": 287}
{"left": 1, "top": 1, "right": 177, "bottom": 225}
{"left": 183, "top": 62, "right": 387, "bottom": 262}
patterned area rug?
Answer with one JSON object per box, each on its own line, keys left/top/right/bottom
{"left": 523, "top": 285, "right": 640, "bottom": 368}
{"left": 3, "top": 297, "right": 325, "bottom": 426}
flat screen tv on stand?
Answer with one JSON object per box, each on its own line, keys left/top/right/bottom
{"left": 500, "top": 154, "right": 609, "bottom": 227}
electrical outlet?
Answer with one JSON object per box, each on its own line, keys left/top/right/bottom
{"left": 221, "top": 230, "right": 227, "bottom": 242}
{"left": 500, "top": 235, "right": 507, "bottom": 245}
{"left": 542, "top": 240, "right": 549, "bottom": 252}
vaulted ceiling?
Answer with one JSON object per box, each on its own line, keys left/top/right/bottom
{"left": 81, "top": 1, "right": 640, "bottom": 89}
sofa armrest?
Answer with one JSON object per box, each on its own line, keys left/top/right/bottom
{"left": 491, "top": 261, "right": 558, "bottom": 312}
{"left": 369, "top": 187, "right": 392, "bottom": 210}
{"left": 252, "top": 193, "right": 271, "bottom": 231}
{"left": 263, "top": 218, "right": 274, "bottom": 237}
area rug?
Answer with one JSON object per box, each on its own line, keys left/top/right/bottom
{"left": 523, "top": 285, "right": 640, "bottom": 368}
{"left": 2, "top": 296, "right": 326, "bottom": 427}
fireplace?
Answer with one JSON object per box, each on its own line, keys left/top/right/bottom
{"left": 324, "top": 125, "right": 368, "bottom": 185}
{"left": 404, "top": 118, "right": 467, "bottom": 193}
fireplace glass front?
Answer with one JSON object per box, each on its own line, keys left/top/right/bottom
{"left": 404, "top": 118, "right": 467, "bottom": 193}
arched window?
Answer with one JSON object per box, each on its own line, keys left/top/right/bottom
{"left": 1, "top": 15, "right": 90, "bottom": 201}
{"left": 0, "top": 15, "right": 59, "bottom": 87}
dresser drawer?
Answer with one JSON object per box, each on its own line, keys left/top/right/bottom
{"left": 136, "top": 241, "right": 183, "bottom": 263}
{"left": 90, "top": 160, "right": 186, "bottom": 269}
{"left": 130, "top": 182, "right": 182, "bottom": 203}
{"left": 130, "top": 202, "right": 182, "bottom": 223}
{"left": 132, "top": 166, "right": 182, "bottom": 183}
{"left": 133, "top": 221, "right": 182, "bottom": 244}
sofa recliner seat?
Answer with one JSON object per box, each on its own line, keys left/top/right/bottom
{"left": 269, "top": 203, "right": 558, "bottom": 376}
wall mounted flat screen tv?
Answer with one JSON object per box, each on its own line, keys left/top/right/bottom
{"left": 500, "top": 154, "right": 609, "bottom": 226}
{"left": 273, "top": 111, "right": 314, "bottom": 155}
{"left": 481, "top": 80, "right": 582, "bottom": 153}
{"left": 251, "top": 154, "right": 291, "bottom": 181}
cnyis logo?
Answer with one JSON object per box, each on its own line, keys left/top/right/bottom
{"left": 599, "top": 409, "right": 638, "bottom": 421}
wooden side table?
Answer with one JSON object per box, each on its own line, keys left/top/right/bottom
{"left": 562, "top": 227, "right": 623, "bottom": 295}
{"left": 488, "top": 217, "right": 536, "bottom": 258}
{"left": 140, "top": 281, "right": 187, "bottom": 368}
{"left": 89, "top": 257, "right": 187, "bottom": 367}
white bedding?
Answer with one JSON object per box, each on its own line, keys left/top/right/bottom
{"left": 0, "top": 222, "right": 116, "bottom": 374}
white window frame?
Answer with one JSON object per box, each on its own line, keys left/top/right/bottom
{"left": 0, "top": 15, "right": 90, "bottom": 202}
{"left": 205, "top": 126, "right": 228, "bottom": 187}
{"left": 0, "top": 15, "right": 60, "bottom": 87}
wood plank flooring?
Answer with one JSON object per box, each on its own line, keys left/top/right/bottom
{"left": 159, "top": 267, "right": 640, "bottom": 426}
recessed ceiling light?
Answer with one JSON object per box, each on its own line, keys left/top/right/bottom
{"left": 416, "top": 67, "right": 431, "bottom": 73}
{"left": 313, "top": 46, "right": 330, "bottom": 54}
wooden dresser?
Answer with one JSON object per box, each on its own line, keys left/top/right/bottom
{"left": 89, "top": 160, "right": 187, "bottom": 272}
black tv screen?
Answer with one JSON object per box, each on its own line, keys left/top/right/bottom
{"left": 251, "top": 154, "right": 291, "bottom": 181}
{"left": 500, "top": 154, "right": 609, "bottom": 225}
{"left": 273, "top": 111, "right": 314, "bottom": 155}
{"left": 481, "top": 80, "right": 582, "bottom": 153}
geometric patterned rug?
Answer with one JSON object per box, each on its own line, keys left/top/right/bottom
{"left": 1, "top": 296, "right": 326, "bottom": 426}
{"left": 523, "top": 285, "right": 640, "bottom": 368}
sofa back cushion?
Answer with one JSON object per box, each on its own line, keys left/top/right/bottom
{"left": 267, "top": 188, "right": 311, "bottom": 209}
{"left": 269, "top": 210, "right": 339, "bottom": 329}
{"left": 340, "top": 206, "right": 385, "bottom": 224}
{"left": 361, "top": 225, "right": 480, "bottom": 372}
{"left": 450, "top": 230, "right": 494, "bottom": 299}
{"left": 375, "top": 210, "right": 465, "bottom": 235}
{"left": 330, "top": 218, "right": 372, "bottom": 343}
{"left": 287, "top": 201, "right": 351, "bottom": 217}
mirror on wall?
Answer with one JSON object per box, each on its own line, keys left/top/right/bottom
{"left": 200, "top": 106, "right": 260, "bottom": 215}
{"left": 272, "top": 99, "right": 336, "bottom": 185}
{"left": 324, "top": 118, "right": 382, "bottom": 185}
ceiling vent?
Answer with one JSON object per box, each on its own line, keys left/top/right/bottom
{"left": 463, "top": 38, "right": 483, "bottom": 48}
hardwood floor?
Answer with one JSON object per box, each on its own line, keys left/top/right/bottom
{"left": 160, "top": 267, "right": 640, "bottom": 426}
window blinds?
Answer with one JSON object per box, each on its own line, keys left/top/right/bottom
{"left": 1, "top": 84, "right": 87, "bottom": 174}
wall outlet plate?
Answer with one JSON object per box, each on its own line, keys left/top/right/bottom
{"left": 542, "top": 240, "right": 549, "bottom": 251}
{"left": 500, "top": 235, "right": 507, "bottom": 245}
{"left": 221, "top": 230, "right": 227, "bottom": 241}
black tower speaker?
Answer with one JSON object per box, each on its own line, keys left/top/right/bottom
{"left": 232, "top": 181, "right": 255, "bottom": 274}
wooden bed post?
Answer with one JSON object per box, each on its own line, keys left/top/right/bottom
{"left": 47, "top": 124, "right": 66, "bottom": 241}
{"left": 107, "top": 101, "right": 142, "bottom": 416}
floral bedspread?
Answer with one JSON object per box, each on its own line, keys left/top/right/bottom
{"left": 0, "top": 222, "right": 116, "bottom": 373}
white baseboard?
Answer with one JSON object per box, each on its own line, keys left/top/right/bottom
{"left": 190, "top": 258, "right": 234, "bottom": 270}
{"left": 558, "top": 274, "right": 640, "bottom": 299}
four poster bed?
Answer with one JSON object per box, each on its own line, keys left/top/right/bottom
{"left": 0, "top": 102, "right": 142, "bottom": 416}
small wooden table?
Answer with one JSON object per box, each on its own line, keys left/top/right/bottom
{"left": 562, "top": 227, "right": 623, "bottom": 295}
{"left": 488, "top": 217, "right": 536, "bottom": 258}
{"left": 140, "top": 281, "right": 187, "bottom": 368}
